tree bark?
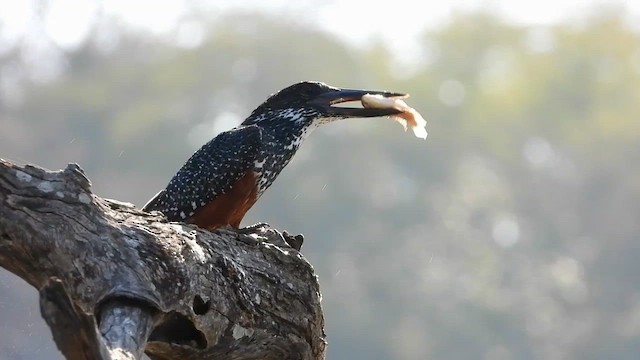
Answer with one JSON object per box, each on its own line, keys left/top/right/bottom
{"left": 0, "top": 158, "right": 326, "bottom": 360}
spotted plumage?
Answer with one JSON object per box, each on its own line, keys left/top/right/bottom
{"left": 144, "top": 125, "right": 262, "bottom": 223}
{"left": 143, "top": 81, "right": 404, "bottom": 231}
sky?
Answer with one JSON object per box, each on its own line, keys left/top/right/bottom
{"left": 2, "top": 0, "right": 640, "bottom": 50}
{"left": 0, "top": 0, "right": 639, "bottom": 85}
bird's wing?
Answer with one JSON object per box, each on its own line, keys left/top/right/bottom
{"left": 142, "top": 125, "right": 263, "bottom": 222}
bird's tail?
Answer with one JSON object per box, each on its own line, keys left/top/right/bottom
{"left": 142, "top": 189, "right": 165, "bottom": 211}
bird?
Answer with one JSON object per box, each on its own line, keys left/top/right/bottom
{"left": 143, "top": 81, "right": 404, "bottom": 233}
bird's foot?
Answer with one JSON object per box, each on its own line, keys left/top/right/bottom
{"left": 238, "top": 222, "right": 270, "bottom": 234}
{"left": 238, "top": 223, "right": 303, "bottom": 251}
{"left": 282, "top": 231, "right": 304, "bottom": 251}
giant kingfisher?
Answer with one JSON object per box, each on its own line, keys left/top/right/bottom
{"left": 143, "top": 81, "right": 404, "bottom": 236}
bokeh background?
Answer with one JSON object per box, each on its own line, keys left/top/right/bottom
{"left": 1, "top": 1, "right": 640, "bottom": 359}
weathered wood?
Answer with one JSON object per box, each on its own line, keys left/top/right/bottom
{"left": 40, "top": 277, "right": 112, "bottom": 360}
{"left": 99, "top": 299, "right": 157, "bottom": 360}
{"left": 0, "top": 158, "right": 326, "bottom": 360}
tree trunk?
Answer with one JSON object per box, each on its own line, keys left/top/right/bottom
{"left": 0, "top": 159, "right": 326, "bottom": 360}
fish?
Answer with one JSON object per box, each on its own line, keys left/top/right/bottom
{"left": 361, "top": 93, "right": 428, "bottom": 139}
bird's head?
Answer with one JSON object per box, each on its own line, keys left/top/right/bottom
{"left": 243, "top": 81, "right": 405, "bottom": 127}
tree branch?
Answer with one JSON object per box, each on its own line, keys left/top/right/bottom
{"left": 99, "top": 299, "right": 156, "bottom": 360}
{"left": 0, "top": 158, "right": 326, "bottom": 360}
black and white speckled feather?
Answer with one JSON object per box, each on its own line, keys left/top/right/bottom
{"left": 143, "top": 125, "right": 263, "bottom": 221}
{"left": 143, "top": 99, "right": 327, "bottom": 221}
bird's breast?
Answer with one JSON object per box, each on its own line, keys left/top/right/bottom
{"left": 253, "top": 128, "right": 310, "bottom": 194}
{"left": 253, "top": 152, "right": 295, "bottom": 195}
{"left": 187, "top": 170, "right": 259, "bottom": 230}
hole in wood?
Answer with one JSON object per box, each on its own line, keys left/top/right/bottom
{"left": 149, "top": 312, "right": 207, "bottom": 349}
{"left": 192, "top": 295, "right": 211, "bottom": 315}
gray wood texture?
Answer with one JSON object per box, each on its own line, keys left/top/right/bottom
{"left": 0, "top": 159, "right": 325, "bottom": 360}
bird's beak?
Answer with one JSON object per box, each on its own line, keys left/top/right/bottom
{"left": 309, "top": 88, "right": 407, "bottom": 117}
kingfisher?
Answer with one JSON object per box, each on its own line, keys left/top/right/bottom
{"left": 143, "top": 81, "right": 404, "bottom": 233}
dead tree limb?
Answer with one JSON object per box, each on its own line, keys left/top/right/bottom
{"left": 0, "top": 159, "right": 326, "bottom": 360}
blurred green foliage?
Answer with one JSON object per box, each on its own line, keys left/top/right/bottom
{"left": 1, "top": 9, "right": 639, "bottom": 360}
